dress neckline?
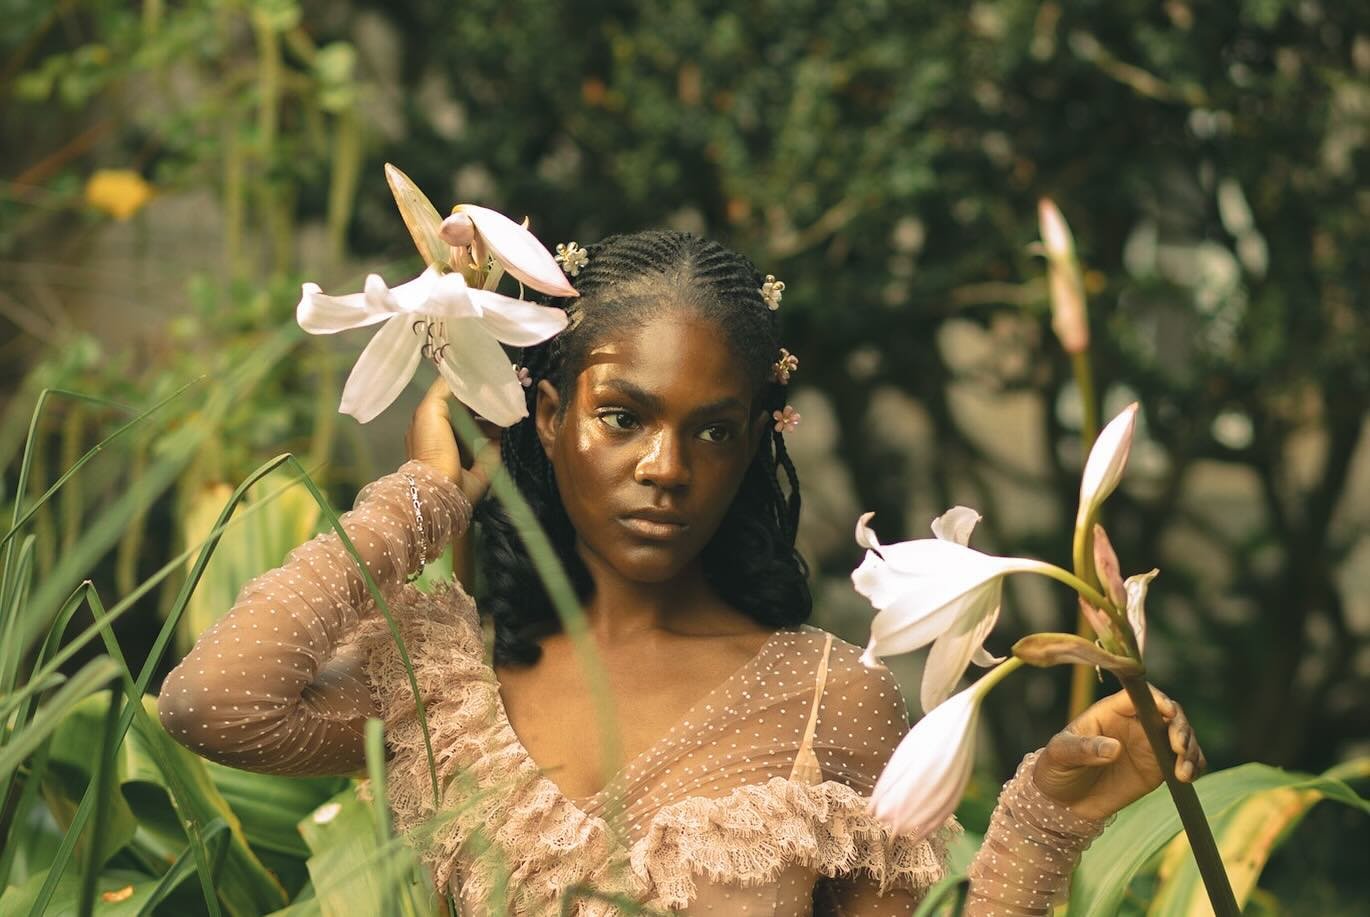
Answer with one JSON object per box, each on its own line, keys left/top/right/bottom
{"left": 489, "top": 626, "right": 799, "bottom": 812}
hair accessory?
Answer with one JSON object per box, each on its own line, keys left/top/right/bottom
{"left": 772, "top": 347, "right": 799, "bottom": 384}
{"left": 773, "top": 404, "right": 801, "bottom": 434}
{"left": 512, "top": 364, "right": 533, "bottom": 388}
{"left": 555, "top": 241, "right": 589, "bottom": 277}
{"left": 760, "top": 274, "right": 786, "bottom": 311}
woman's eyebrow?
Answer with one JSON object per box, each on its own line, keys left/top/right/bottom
{"left": 594, "top": 379, "right": 746, "bottom": 420}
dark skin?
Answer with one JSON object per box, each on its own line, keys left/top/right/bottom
{"left": 405, "top": 313, "right": 1205, "bottom": 818}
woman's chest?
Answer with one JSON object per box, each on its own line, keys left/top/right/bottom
{"left": 493, "top": 634, "right": 770, "bottom": 802}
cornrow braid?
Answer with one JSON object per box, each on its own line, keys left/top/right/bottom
{"left": 474, "top": 230, "right": 809, "bottom": 667}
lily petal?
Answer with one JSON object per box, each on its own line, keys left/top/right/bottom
{"left": 435, "top": 321, "right": 529, "bottom": 427}
{"left": 855, "top": 511, "right": 883, "bottom": 551}
{"left": 919, "top": 586, "right": 1002, "bottom": 712}
{"left": 1079, "top": 403, "right": 1138, "bottom": 524}
{"left": 930, "top": 506, "right": 981, "bottom": 546}
{"left": 1124, "top": 568, "right": 1159, "bottom": 656}
{"left": 467, "top": 289, "right": 570, "bottom": 346}
{"left": 296, "top": 275, "right": 397, "bottom": 334}
{"left": 458, "top": 204, "right": 578, "bottom": 297}
{"left": 869, "top": 686, "right": 980, "bottom": 842}
{"left": 338, "top": 314, "right": 423, "bottom": 424}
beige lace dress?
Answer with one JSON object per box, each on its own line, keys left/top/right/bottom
{"left": 159, "top": 461, "right": 1108, "bottom": 916}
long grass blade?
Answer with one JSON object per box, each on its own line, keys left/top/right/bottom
{"left": 0, "top": 656, "right": 119, "bottom": 782}
{"left": 76, "top": 688, "right": 123, "bottom": 917}
{"left": 134, "top": 818, "right": 230, "bottom": 917}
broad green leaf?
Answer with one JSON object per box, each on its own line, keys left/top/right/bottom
{"left": 292, "top": 787, "right": 434, "bottom": 917}
{"left": 1070, "top": 762, "right": 1370, "bottom": 915}
{"left": 1147, "top": 757, "right": 1370, "bottom": 915}
{"left": 41, "top": 691, "right": 289, "bottom": 917}
{"left": 205, "top": 761, "right": 345, "bottom": 857}
{"left": 0, "top": 868, "right": 157, "bottom": 917}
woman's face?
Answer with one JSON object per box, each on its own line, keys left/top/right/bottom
{"left": 536, "top": 313, "right": 766, "bottom": 585}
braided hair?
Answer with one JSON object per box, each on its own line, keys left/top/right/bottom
{"left": 474, "top": 230, "right": 809, "bottom": 667}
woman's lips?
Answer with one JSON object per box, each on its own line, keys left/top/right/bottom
{"left": 619, "top": 515, "right": 689, "bottom": 540}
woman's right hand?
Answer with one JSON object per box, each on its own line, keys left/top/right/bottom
{"left": 405, "top": 377, "right": 502, "bottom": 505}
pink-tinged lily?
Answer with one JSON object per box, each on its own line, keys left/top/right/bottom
{"left": 1077, "top": 402, "right": 1138, "bottom": 528}
{"left": 1124, "top": 568, "right": 1158, "bottom": 656}
{"left": 297, "top": 266, "right": 567, "bottom": 426}
{"left": 855, "top": 509, "right": 1043, "bottom": 712}
{"left": 297, "top": 164, "right": 576, "bottom": 425}
{"left": 1038, "top": 198, "right": 1089, "bottom": 355}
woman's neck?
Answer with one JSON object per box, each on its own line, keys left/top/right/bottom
{"left": 575, "top": 552, "right": 735, "bottom": 644}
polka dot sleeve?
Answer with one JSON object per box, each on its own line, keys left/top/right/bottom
{"left": 156, "top": 460, "right": 470, "bottom": 776}
{"left": 964, "top": 749, "right": 1113, "bottom": 915}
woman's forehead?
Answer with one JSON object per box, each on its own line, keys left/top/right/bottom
{"left": 576, "top": 318, "right": 755, "bottom": 407}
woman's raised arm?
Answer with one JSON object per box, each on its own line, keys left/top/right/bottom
{"left": 156, "top": 458, "right": 471, "bottom": 776}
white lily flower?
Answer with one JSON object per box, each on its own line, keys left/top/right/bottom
{"left": 1124, "top": 568, "right": 1159, "bottom": 656}
{"left": 854, "top": 510, "right": 1042, "bottom": 711}
{"left": 1077, "top": 402, "right": 1139, "bottom": 527}
{"left": 297, "top": 266, "right": 568, "bottom": 426}
{"left": 868, "top": 677, "right": 984, "bottom": 842}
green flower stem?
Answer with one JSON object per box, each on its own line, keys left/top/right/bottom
{"left": 1117, "top": 674, "right": 1238, "bottom": 915}
{"left": 1069, "top": 348, "right": 1101, "bottom": 721}
{"left": 972, "top": 655, "right": 1023, "bottom": 697}
{"left": 1027, "top": 562, "right": 1112, "bottom": 615}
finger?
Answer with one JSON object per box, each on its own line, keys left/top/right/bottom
{"left": 1048, "top": 731, "right": 1121, "bottom": 767}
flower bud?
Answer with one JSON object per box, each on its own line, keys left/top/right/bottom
{"left": 1012, "top": 632, "right": 1142, "bottom": 676}
{"left": 439, "top": 212, "right": 477, "bottom": 246}
{"left": 1092, "top": 524, "right": 1127, "bottom": 610}
{"left": 1038, "top": 198, "right": 1089, "bottom": 354}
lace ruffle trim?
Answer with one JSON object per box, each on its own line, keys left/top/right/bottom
{"left": 357, "top": 583, "right": 956, "bottom": 914}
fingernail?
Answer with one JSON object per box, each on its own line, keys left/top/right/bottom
{"left": 1180, "top": 761, "right": 1193, "bottom": 780}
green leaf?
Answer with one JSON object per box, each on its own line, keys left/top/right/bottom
{"left": 289, "top": 787, "right": 433, "bottom": 917}
{"left": 1070, "top": 762, "right": 1370, "bottom": 914}
{"left": 1147, "top": 757, "right": 1370, "bottom": 915}
{"left": 0, "top": 657, "right": 120, "bottom": 782}
{"left": 0, "top": 867, "right": 157, "bottom": 917}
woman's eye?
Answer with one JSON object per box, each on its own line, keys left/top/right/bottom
{"left": 699, "top": 425, "right": 733, "bottom": 443}
{"left": 599, "top": 411, "right": 638, "bottom": 431}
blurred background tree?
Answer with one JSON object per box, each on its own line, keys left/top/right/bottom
{"left": 2, "top": 0, "right": 1367, "bottom": 907}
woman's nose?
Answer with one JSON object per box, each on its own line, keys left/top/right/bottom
{"left": 634, "top": 429, "right": 690, "bottom": 489}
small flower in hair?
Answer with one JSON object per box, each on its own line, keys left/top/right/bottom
{"left": 760, "top": 274, "right": 786, "bottom": 311}
{"left": 513, "top": 364, "right": 532, "bottom": 388}
{"left": 772, "top": 348, "right": 799, "bottom": 384}
{"left": 773, "top": 404, "right": 801, "bottom": 434}
{"left": 555, "top": 241, "right": 589, "bottom": 277}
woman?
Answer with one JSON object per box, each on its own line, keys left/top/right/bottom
{"left": 159, "top": 231, "right": 1204, "bottom": 915}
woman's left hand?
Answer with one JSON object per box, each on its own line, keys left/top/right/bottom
{"left": 1031, "top": 686, "right": 1206, "bottom": 822}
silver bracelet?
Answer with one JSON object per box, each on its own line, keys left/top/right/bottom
{"left": 403, "top": 471, "right": 430, "bottom": 566}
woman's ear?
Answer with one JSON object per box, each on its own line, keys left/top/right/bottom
{"left": 534, "top": 379, "right": 561, "bottom": 460}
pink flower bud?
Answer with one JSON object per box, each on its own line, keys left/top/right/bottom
{"left": 439, "top": 212, "right": 477, "bottom": 246}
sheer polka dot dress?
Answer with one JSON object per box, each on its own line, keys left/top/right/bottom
{"left": 158, "top": 461, "right": 1108, "bottom": 915}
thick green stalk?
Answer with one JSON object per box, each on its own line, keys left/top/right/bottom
{"left": 1117, "top": 674, "right": 1238, "bottom": 915}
